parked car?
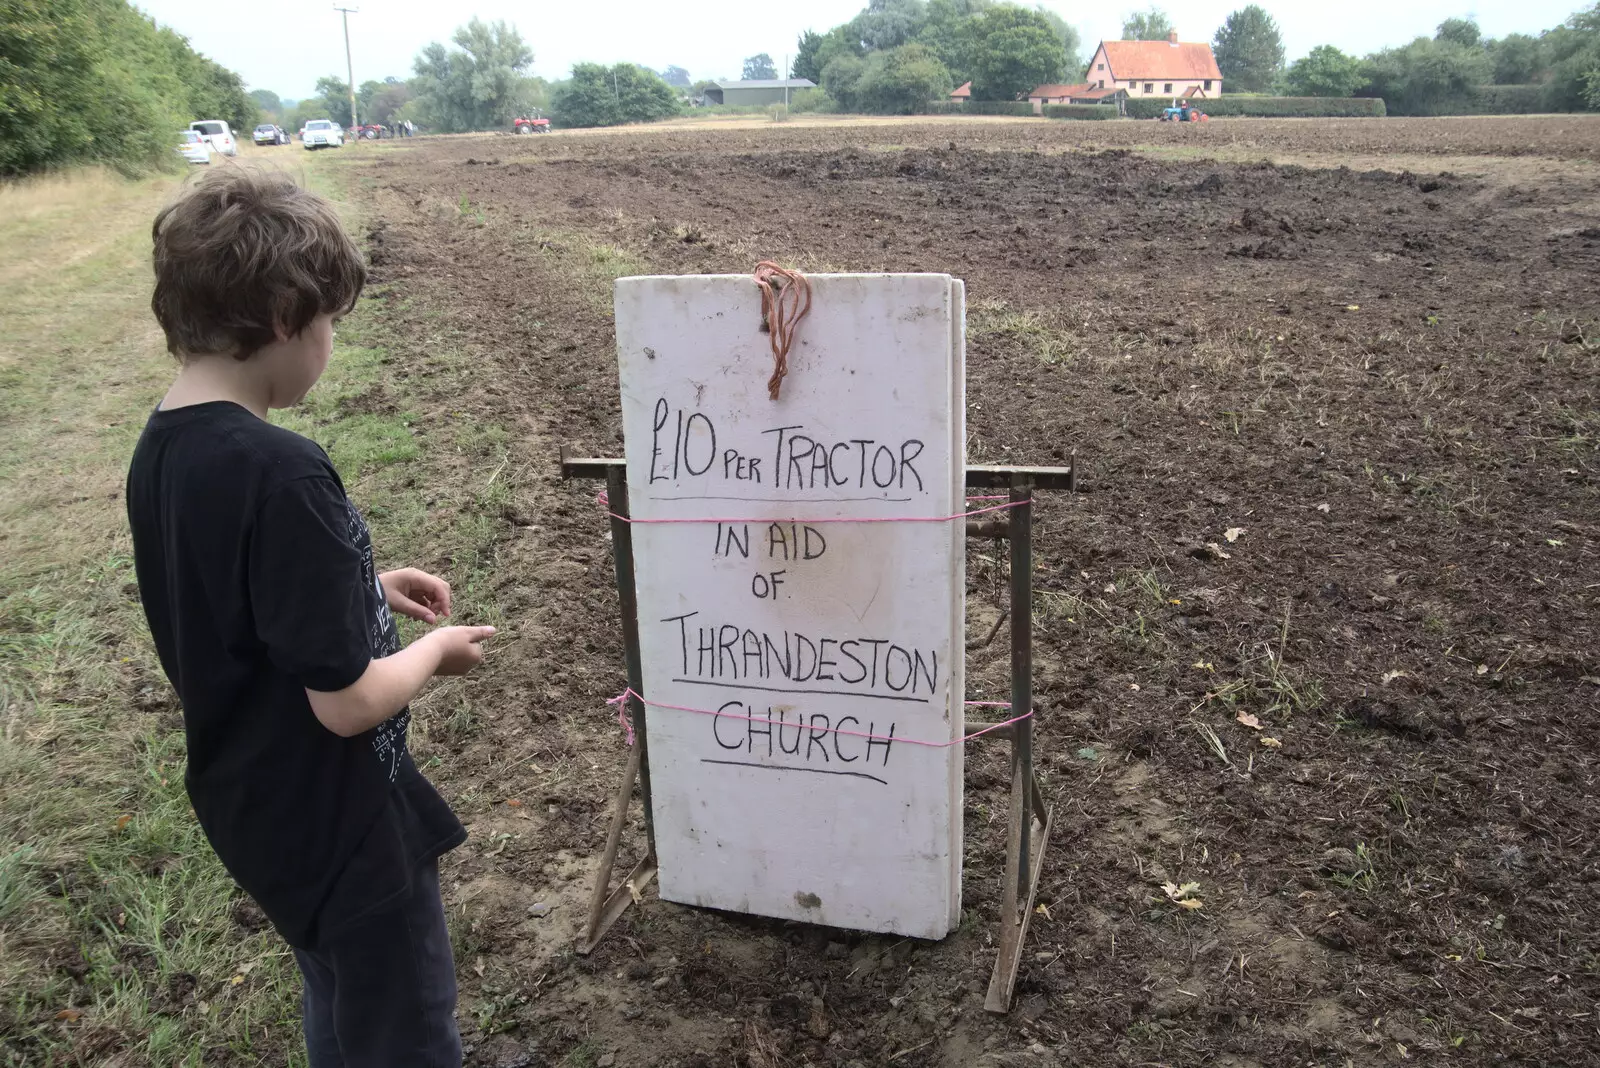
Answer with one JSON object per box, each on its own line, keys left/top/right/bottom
{"left": 190, "top": 119, "right": 238, "bottom": 156}
{"left": 175, "top": 129, "right": 213, "bottom": 165}
{"left": 253, "top": 123, "right": 289, "bottom": 146}
{"left": 301, "top": 119, "right": 344, "bottom": 150}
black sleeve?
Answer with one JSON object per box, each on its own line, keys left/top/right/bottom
{"left": 249, "top": 476, "right": 374, "bottom": 692}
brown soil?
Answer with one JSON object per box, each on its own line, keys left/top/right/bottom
{"left": 349, "top": 118, "right": 1600, "bottom": 1068}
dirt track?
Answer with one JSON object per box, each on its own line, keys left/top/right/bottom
{"left": 344, "top": 118, "right": 1600, "bottom": 1067}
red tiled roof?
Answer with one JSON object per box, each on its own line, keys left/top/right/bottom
{"left": 1028, "top": 83, "right": 1089, "bottom": 99}
{"left": 951, "top": 81, "right": 971, "bottom": 98}
{"left": 1098, "top": 40, "right": 1222, "bottom": 81}
{"left": 1029, "top": 82, "right": 1123, "bottom": 101}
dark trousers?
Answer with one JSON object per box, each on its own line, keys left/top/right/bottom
{"left": 294, "top": 859, "right": 461, "bottom": 1067}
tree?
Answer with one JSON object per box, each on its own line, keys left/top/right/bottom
{"left": 916, "top": 0, "right": 989, "bottom": 83}
{"left": 848, "top": 0, "right": 928, "bottom": 51}
{"left": 813, "top": 24, "right": 868, "bottom": 79}
{"left": 249, "top": 88, "right": 282, "bottom": 115}
{"left": 1213, "top": 6, "right": 1284, "bottom": 93}
{"left": 1486, "top": 33, "right": 1545, "bottom": 84}
{"left": 1, "top": 0, "right": 258, "bottom": 175}
{"left": 1284, "top": 45, "right": 1364, "bottom": 97}
{"left": 314, "top": 75, "right": 354, "bottom": 126}
{"left": 1033, "top": 6, "right": 1083, "bottom": 78}
{"left": 1539, "top": 4, "right": 1600, "bottom": 111}
{"left": 410, "top": 18, "right": 533, "bottom": 132}
{"left": 660, "top": 65, "right": 691, "bottom": 88}
{"left": 793, "top": 30, "right": 825, "bottom": 82}
{"left": 742, "top": 53, "right": 778, "bottom": 80}
{"left": 821, "top": 53, "right": 870, "bottom": 109}
{"left": 1435, "top": 17, "right": 1481, "bottom": 49}
{"left": 967, "top": 5, "right": 1063, "bottom": 100}
{"left": 1359, "top": 36, "right": 1492, "bottom": 115}
{"left": 362, "top": 78, "right": 412, "bottom": 124}
{"left": 1121, "top": 7, "right": 1173, "bottom": 41}
{"left": 550, "top": 63, "right": 680, "bottom": 127}
{"left": 854, "top": 42, "right": 952, "bottom": 112}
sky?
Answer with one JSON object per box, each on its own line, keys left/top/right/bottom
{"left": 134, "top": 0, "right": 1587, "bottom": 101}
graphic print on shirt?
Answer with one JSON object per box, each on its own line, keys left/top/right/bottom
{"left": 345, "top": 500, "right": 410, "bottom": 782}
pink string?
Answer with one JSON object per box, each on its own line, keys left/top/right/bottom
{"left": 605, "top": 688, "right": 1028, "bottom": 748}
{"left": 595, "top": 489, "right": 1023, "bottom": 526}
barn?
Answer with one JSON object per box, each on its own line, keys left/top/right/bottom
{"left": 704, "top": 79, "right": 817, "bottom": 107}
{"left": 1083, "top": 31, "right": 1223, "bottom": 102}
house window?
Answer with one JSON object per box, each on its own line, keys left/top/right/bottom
{"left": 1164, "top": 83, "right": 1173, "bottom": 93}
{"left": 1204, "top": 80, "right": 1213, "bottom": 90}
{"left": 1097, "top": 80, "right": 1104, "bottom": 89}
{"left": 1096, "top": 63, "right": 1104, "bottom": 71}
{"left": 1144, "top": 82, "right": 1154, "bottom": 93}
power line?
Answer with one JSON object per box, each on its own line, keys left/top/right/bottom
{"left": 334, "top": 6, "right": 359, "bottom": 129}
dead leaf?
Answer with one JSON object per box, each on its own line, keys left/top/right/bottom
{"left": 229, "top": 974, "right": 245, "bottom": 986}
{"left": 1316, "top": 502, "right": 1331, "bottom": 513}
{"left": 55, "top": 1009, "right": 83, "bottom": 1022}
{"left": 1223, "top": 527, "right": 1245, "bottom": 543}
{"left": 1205, "top": 542, "right": 1232, "bottom": 560}
{"left": 1035, "top": 902, "right": 1052, "bottom": 920}
{"left": 1161, "top": 881, "right": 1204, "bottom": 909}
{"left": 1260, "top": 736, "right": 1282, "bottom": 748}
{"left": 473, "top": 956, "right": 485, "bottom": 977}
{"left": 1381, "top": 669, "right": 1410, "bottom": 685}
{"left": 113, "top": 814, "right": 132, "bottom": 831}
{"left": 1475, "top": 664, "right": 1489, "bottom": 676}
{"left": 504, "top": 798, "right": 523, "bottom": 807}
{"left": 1192, "top": 660, "right": 1215, "bottom": 672}
{"left": 1236, "top": 712, "right": 1263, "bottom": 730}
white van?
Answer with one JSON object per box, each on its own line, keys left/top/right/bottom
{"left": 190, "top": 120, "right": 238, "bottom": 156}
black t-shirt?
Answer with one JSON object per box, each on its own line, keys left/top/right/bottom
{"left": 125, "top": 401, "right": 465, "bottom": 948}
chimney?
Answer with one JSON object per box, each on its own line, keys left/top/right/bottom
{"left": 1168, "top": 30, "right": 1179, "bottom": 46}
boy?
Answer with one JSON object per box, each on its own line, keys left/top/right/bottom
{"left": 126, "top": 168, "right": 492, "bottom": 1066}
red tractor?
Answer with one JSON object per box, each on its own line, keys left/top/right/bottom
{"left": 513, "top": 115, "right": 551, "bottom": 134}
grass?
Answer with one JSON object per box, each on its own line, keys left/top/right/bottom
{"left": 0, "top": 153, "right": 523, "bottom": 1065}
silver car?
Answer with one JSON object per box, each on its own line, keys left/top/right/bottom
{"left": 176, "top": 130, "right": 213, "bottom": 165}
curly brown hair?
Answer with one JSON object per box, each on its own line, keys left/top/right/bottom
{"left": 151, "top": 167, "right": 366, "bottom": 361}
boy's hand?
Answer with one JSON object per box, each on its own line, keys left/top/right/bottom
{"left": 379, "top": 568, "right": 452, "bottom": 624}
{"left": 428, "top": 626, "right": 497, "bottom": 675}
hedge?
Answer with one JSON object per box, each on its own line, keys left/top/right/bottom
{"left": 921, "top": 100, "right": 966, "bottom": 115}
{"left": 1459, "top": 84, "right": 1545, "bottom": 114}
{"left": 1125, "top": 96, "right": 1387, "bottom": 119}
{"left": 959, "top": 100, "right": 1036, "bottom": 117}
{"left": 1041, "top": 104, "right": 1119, "bottom": 120}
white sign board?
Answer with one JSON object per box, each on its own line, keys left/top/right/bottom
{"left": 615, "top": 274, "right": 967, "bottom": 939}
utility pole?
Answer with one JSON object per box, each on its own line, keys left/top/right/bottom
{"left": 334, "top": 5, "right": 359, "bottom": 132}
{"left": 784, "top": 54, "right": 790, "bottom": 111}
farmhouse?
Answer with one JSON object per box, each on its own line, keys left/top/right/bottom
{"left": 1084, "top": 31, "right": 1222, "bottom": 101}
{"left": 703, "top": 79, "right": 816, "bottom": 106}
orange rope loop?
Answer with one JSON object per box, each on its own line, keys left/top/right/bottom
{"left": 753, "top": 261, "right": 812, "bottom": 401}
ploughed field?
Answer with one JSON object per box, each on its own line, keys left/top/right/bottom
{"left": 347, "top": 116, "right": 1600, "bottom": 1067}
